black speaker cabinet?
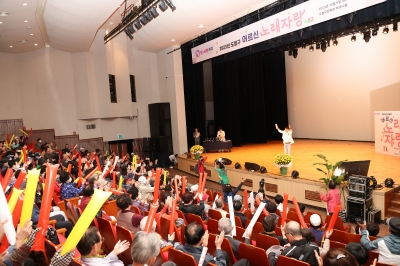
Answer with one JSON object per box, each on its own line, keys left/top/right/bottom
{"left": 148, "top": 103, "right": 173, "bottom": 153}
{"left": 244, "top": 162, "right": 260, "bottom": 171}
{"left": 219, "top": 158, "right": 232, "bottom": 165}
{"left": 347, "top": 197, "right": 372, "bottom": 222}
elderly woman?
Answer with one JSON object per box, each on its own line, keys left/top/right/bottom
{"left": 179, "top": 191, "right": 206, "bottom": 220}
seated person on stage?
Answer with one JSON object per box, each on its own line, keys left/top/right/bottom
{"left": 116, "top": 193, "right": 144, "bottom": 235}
{"left": 261, "top": 216, "right": 288, "bottom": 246}
{"left": 223, "top": 178, "right": 245, "bottom": 203}
{"left": 219, "top": 218, "right": 252, "bottom": 259}
{"left": 77, "top": 226, "right": 129, "bottom": 266}
{"left": 180, "top": 191, "right": 206, "bottom": 220}
{"left": 216, "top": 127, "right": 226, "bottom": 141}
{"left": 214, "top": 198, "right": 228, "bottom": 218}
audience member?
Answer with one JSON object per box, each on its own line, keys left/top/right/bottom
{"left": 130, "top": 232, "right": 160, "bottom": 266}
{"left": 345, "top": 242, "right": 369, "bottom": 266}
{"left": 319, "top": 180, "right": 342, "bottom": 215}
{"left": 218, "top": 218, "right": 251, "bottom": 259}
{"left": 116, "top": 194, "right": 143, "bottom": 235}
{"left": 233, "top": 201, "right": 247, "bottom": 228}
{"left": 214, "top": 198, "right": 228, "bottom": 218}
{"left": 180, "top": 191, "right": 206, "bottom": 220}
{"left": 317, "top": 248, "right": 360, "bottom": 266}
{"left": 309, "top": 214, "right": 324, "bottom": 245}
{"left": 59, "top": 171, "right": 84, "bottom": 200}
{"left": 261, "top": 216, "right": 287, "bottom": 246}
{"left": 222, "top": 178, "right": 245, "bottom": 203}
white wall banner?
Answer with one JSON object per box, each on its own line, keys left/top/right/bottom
{"left": 374, "top": 111, "right": 400, "bottom": 157}
{"left": 191, "top": 0, "right": 386, "bottom": 64}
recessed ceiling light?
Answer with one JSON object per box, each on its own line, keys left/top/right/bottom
{"left": 1, "top": 35, "right": 5, "bottom": 37}
{"left": 0, "top": 22, "right": 2, "bottom": 24}
{"left": 30, "top": 33, "right": 33, "bottom": 35}
{"left": 198, "top": 24, "right": 205, "bottom": 28}
{"left": 34, "top": 43, "right": 37, "bottom": 46}
{"left": 27, "top": 27, "right": 32, "bottom": 29}
{"left": 24, "top": 20, "right": 28, "bottom": 23}
{"left": 10, "top": 46, "right": 12, "bottom": 48}
{"left": 23, "top": 3, "right": 27, "bottom": 5}
{"left": 20, "top": 40, "right": 28, "bottom": 43}
{"left": 170, "top": 39, "right": 176, "bottom": 42}
{"left": 108, "top": 21, "right": 114, "bottom": 25}
{"left": 0, "top": 12, "right": 10, "bottom": 17}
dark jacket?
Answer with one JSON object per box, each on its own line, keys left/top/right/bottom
{"left": 180, "top": 200, "right": 206, "bottom": 220}
{"left": 176, "top": 243, "right": 226, "bottom": 266}
{"left": 268, "top": 238, "right": 319, "bottom": 266}
{"left": 225, "top": 235, "right": 250, "bottom": 259}
{"left": 234, "top": 212, "right": 248, "bottom": 228}
{"left": 223, "top": 182, "right": 244, "bottom": 203}
{"left": 261, "top": 231, "right": 288, "bottom": 246}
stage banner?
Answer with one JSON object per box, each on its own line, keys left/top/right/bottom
{"left": 374, "top": 111, "right": 400, "bottom": 157}
{"left": 191, "top": 0, "right": 386, "bottom": 64}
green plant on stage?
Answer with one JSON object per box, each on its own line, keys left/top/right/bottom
{"left": 190, "top": 145, "right": 204, "bottom": 154}
{"left": 274, "top": 154, "right": 293, "bottom": 168}
{"left": 313, "top": 154, "right": 347, "bottom": 187}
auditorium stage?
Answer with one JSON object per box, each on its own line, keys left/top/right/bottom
{"left": 177, "top": 139, "right": 400, "bottom": 220}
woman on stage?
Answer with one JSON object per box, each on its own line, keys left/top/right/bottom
{"left": 275, "top": 124, "right": 294, "bottom": 155}
{"left": 215, "top": 160, "right": 229, "bottom": 185}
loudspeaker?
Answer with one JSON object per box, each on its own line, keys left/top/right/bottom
{"left": 291, "top": 170, "right": 299, "bottom": 179}
{"left": 244, "top": 162, "right": 260, "bottom": 171}
{"left": 219, "top": 158, "right": 232, "bottom": 165}
{"left": 149, "top": 103, "right": 173, "bottom": 153}
{"left": 234, "top": 162, "right": 241, "bottom": 169}
{"left": 260, "top": 166, "right": 267, "bottom": 173}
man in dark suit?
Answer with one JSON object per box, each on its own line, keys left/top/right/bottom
{"left": 218, "top": 218, "right": 252, "bottom": 259}
{"left": 233, "top": 201, "right": 248, "bottom": 228}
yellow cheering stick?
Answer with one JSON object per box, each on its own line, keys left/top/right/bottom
{"left": 19, "top": 129, "right": 29, "bottom": 136}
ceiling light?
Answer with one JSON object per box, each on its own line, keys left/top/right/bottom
{"left": 316, "top": 43, "right": 320, "bottom": 49}
{"left": 293, "top": 48, "right": 298, "bottom": 58}
{"left": 149, "top": 6, "right": 159, "bottom": 18}
{"left": 159, "top": 0, "right": 168, "bottom": 12}
{"left": 134, "top": 20, "right": 142, "bottom": 30}
{"left": 0, "top": 22, "right": 2, "bottom": 24}
{"left": 20, "top": 40, "right": 28, "bottom": 43}
{"left": 34, "top": 43, "right": 37, "bottom": 46}
{"left": 309, "top": 45, "right": 314, "bottom": 52}
{"left": 23, "top": 3, "right": 27, "bottom": 5}
{"left": 27, "top": 27, "right": 32, "bottom": 29}
{"left": 30, "top": 33, "right": 33, "bottom": 35}
{"left": 108, "top": 21, "right": 114, "bottom": 25}
{"left": 351, "top": 35, "right": 356, "bottom": 42}
{"left": 363, "top": 30, "right": 371, "bottom": 43}
{"left": 198, "top": 24, "right": 205, "bottom": 28}
{"left": 24, "top": 20, "right": 28, "bottom": 23}
{"left": 165, "top": 0, "right": 176, "bottom": 11}
{"left": 127, "top": 23, "right": 135, "bottom": 34}
{"left": 333, "top": 39, "right": 338, "bottom": 46}
{"left": 393, "top": 21, "right": 398, "bottom": 32}
{"left": 143, "top": 11, "right": 153, "bottom": 22}
{"left": 10, "top": 46, "right": 12, "bottom": 48}
{"left": 170, "top": 39, "right": 175, "bottom": 42}
{"left": 1, "top": 35, "right": 4, "bottom": 37}
{"left": 372, "top": 27, "right": 378, "bottom": 36}
{"left": 139, "top": 16, "right": 148, "bottom": 25}
{"left": 383, "top": 26, "right": 389, "bottom": 34}
{"left": 0, "top": 12, "right": 10, "bottom": 17}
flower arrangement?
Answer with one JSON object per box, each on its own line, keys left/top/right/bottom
{"left": 190, "top": 145, "right": 204, "bottom": 154}
{"left": 274, "top": 154, "right": 293, "bottom": 168}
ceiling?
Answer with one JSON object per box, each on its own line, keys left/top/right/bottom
{"left": 0, "top": 0, "right": 276, "bottom": 54}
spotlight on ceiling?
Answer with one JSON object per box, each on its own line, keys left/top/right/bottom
{"left": 372, "top": 27, "right": 378, "bottom": 36}
{"left": 139, "top": 16, "right": 148, "bottom": 25}
{"left": 383, "top": 26, "right": 389, "bottom": 34}
{"left": 124, "top": 28, "right": 133, "bottom": 40}
{"left": 159, "top": 0, "right": 168, "bottom": 12}
{"left": 134, "top": 20, "right": 142, "bottom": 30}
{"left": 293, "top": 48, "right": 298, "bottom": 58}
{"left": 143, "top": 11, "right": 153, "bottom": 22}
{"left": 321, "top": 41, "right": 327, "bottom": 52}
{"left": 309, "top": 45, "right": 314, "bottom": 52}
{"left": 127, "top": 23, "right": 135, "bottom": 34}
{"left": 288, "top": 50, "right": 293, "bottom": 56}
{"left": 165, "top": 0, "right": 176, "bottom": 11}
{"left": 351, "top": 35, "right": 356, "bottom": 42}
{"left": 333, "top": 39, "right": 338, "bottom": 46}
{"left": 316, "top": 43, "right": 320, "bottom": 49}
{"left": 393, "top": 21, "right": 398, "bottom": 32}
{"left": 149, "top": 6, "right": 159, "bottom": 18}
{"left": 363, "top": 30, "right": 371, "bottom": 43}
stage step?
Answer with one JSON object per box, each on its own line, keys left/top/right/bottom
{"left": 386, "top": 207, "right": 400, "bottom": 218}
{"left": 394, "top": 193, "right": 400, "bottom": 200}
{"left": 390, "top": 200, "right": 400, "bottom": 209}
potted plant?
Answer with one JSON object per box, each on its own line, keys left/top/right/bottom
{"left": 190, "top": 145, "right": 204, "bottom": 160}
{"left": 274, "top": 154, "right": 292, "bottom": 175}
{"left": 313, "top": 154, "right": 347, "bottom": 188}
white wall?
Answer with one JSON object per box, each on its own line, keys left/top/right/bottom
{"left": 286, "top": 31, "right": 400, "bottom": 141}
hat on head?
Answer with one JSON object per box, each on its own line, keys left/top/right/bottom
{"left": 190, "top": 184, "right": 198, "bottom": 193}
{"left": 310, "top": 214, "right": 321, "bottom": 227}
{"left": 234, "top": 195, "right": 242, "bottom": 201}
{"left": 138, "top": 175, "right": 146, "bottom": 185}
{"left": 387, "top": 217, "right": 400, "bottom": 234}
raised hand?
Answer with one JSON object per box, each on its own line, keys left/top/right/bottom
{"left": 215, "top": 230, "right": 225, "bottom": 249}
{"left": 113, "top": 240, "right": 130, "bottom": 255}
{"left": 202, "top": 230, "right": 209, "bottom": 247}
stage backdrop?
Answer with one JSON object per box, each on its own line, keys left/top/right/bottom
{"left": 374, "top": 111, "right": 400, "bottom": 157}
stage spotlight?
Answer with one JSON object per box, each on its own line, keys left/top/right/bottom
{"left": 372, "top": 27, "right": 378, "bottom": 36}
{"left": 288, "top": 50, "right": 293, "bottom": 56}
{"left": 393, "top": 21, "right": 398, "bottom": 32}
{"left": 333, "top": 39, "right": 338, "bottom": 46}
{"left": 351, "top": 35, "right": 356, "bottom": 42}
{"left": 260, "top": 166, "right": 267, "bottom": 173}
{"left": 143, "top": 11, "right": 153, "bottom": 22}
{"left": 139, "top": 15, "right": 149, "bottom": 25}
{"left": 291, "top": 170, "right": 299, "bottom": 179}
{"left": 383, "top": 26, "right": 389, "bottom": 34}
{"left": 165, "top": 0, "right": 176, "bottom": 11}
{"left": 363, "top": 30, "right": 371, "bottom": 43}
{"left": 159, "top": 0, "right": 168, "bottom": 11}
{"left": 149, "top": 6, "right": 159, "bottom": 18}
{"left": 321, "top": 41, "right": 327, "bottom": 52}
{"left": 293, "top": 48, "right": 298, "bottom": 58}
{"left": 134, "top": 20, "right": 142, "bottom": 30}
{"left": 124, "top": 28, "right": 133, "bottom": 40}
{"left": 316, "top": 43, "right": 320, "bottom": 49}
{"left": 309, "top": 45, "right": 314, "bottom": 52}
{"left": 127, "top": 23, "right": 135, "bottom": 34}
{"left": 234, "top": 162, "right": 241, "bottom": 169}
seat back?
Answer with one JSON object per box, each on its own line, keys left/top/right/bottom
{"left": 160, "top": 216, "right": 178, "bottom": 242}
{"left": 287, "top": 211, "right": 301, "bottom": 224}
{"left": 243, "top": 209, "right": 253, "bottom": 220}
{"left": 131, "top": 205, "right": 141, "bottom": 214}
{"left": 330, "top": 229, "right": 349, "bottom": 244}
{"left": 103, "top": 200, "right": 118, "bottom": 217}
{"left": 208, "top": 209, "right": 223, "bottom": 220}
{"left": 329, "top": 240, "right": 346, "bottom": 249}
{"left": 256, "top": 233, "right": 280, "bottom": 251}
{"left": 56, "top": 200, "right": 67, "bottom": 214}
{"left": 205, "top": 190, "right": 214, "bottom": 202}
{"left": 65, "top": 197, "right": 80, "bottom": 207}
{"left": 168, "top": 248, "right": 197, "bottom": 266}
{"left": 345, "top": 232, "right": 361, "bottom": 243}
{"left": 325, "top": 215, "right": 346, "bottom": 231}
{"left": 97, "top": 217, "right": 117, "bottom": 254}
{"left": 65, "top": 202, "right": 77, "bottom": 224}
{"left": 208, "top": 218, "right": 220, "bottom": 235}
{"left": 365, "top": 250, "right": 379, "bottom": 266}
{"left": 257, "top": 213, "right": 267, "bottom": 224}
{"left": 176, "top": 209, "right": 188, "bottom": 224}
{"left": 213, "top": 192, "right": 223, "bottom": 201}
{"left": 238, "top": 243, "right": 270, "bottom": 266}
{"left": 187, "top": 213, "right": 206, "bottom": 230}
{"left": 233, "top": 226, "right": 246, "bottom": 243}
{"left": 180, "top": 224, "right": 187, "bottom": 245}
{"left": 276, "top": 255, "right": 310, "bottom": 266}
{"left": 72, "top": 204, "right": 82, "bottom": 222}
{"left": 116, "top": 225, "right": 134, "bottom": 265}
{"left": 251, "top": 222, "right": 265, "bottom": 241}
{"left": 208, "top": 234, "right": 236, "bottom": 266}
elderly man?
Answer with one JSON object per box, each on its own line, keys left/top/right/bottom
{"left": 218, "top": 218, "right": 251, "bottom": 259}
{"left": 214, "top": 198, "right": 228, "bottom": 218}
{"left": 268, "top": 221, "right": 319, "bottom": 266}
{"left": 76, "top": 226, "right": 130, "bottom": 265}
{"left": 359, "top": 217, "right": 400, "bottom": 266}
{"left": 130, "top": 232, "right": 161, "bottom": 266}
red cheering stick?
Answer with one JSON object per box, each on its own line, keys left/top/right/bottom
{"left": 67, "top": 164, "right": 72, "bottom": 174}
{"left": 327, "top": 205, "right": 341, "bottom": 231}
{"left": 84, "top": 167, "right": 99, "bottom": 180}
{"left": 243, "top": 190, "right": 248, "bottom": 210}
{"left": 111, "top": 171, "right": 117, "bottom": 189}
{"left": 22, "top": 147, "right": 27, "bottom": 163}
{"left": 174, "top": 178, "right": 180, "bottom": 201}
{"left": 292, "top": 197, "right": 307, "bottom": 228}
{"left": 168, "top": 199, "right": 177, "bottom": 235}
{"left": 13, "top": 171, "right": 26, "bottom": 190}
{"left": 144, "top": 204, "right": 158, "bottom": 233}
{"left": 201, "top": 173, "right": 208, "bottom": 192}
{"left": 153, "top": 168, "right": 162, "bottom": 204}
{"left": 256, "top": 198, "right": 269, "bottom": 216}
{"left": 281, "top": 193, "right": 289, "bottom": 227}
{"left": 1, "top": 168, "right": 13, "bottom": 193}
{"left": 95, "top": 155, "right": 101, "bottom": 171}
{"left": 78, "top": 155, "right": 82, "bottom": 178}
{"left": 181, "top": 176, "right": 187, "bottom": 194}
{"left": 198, "top": 173, "right": 203, "bottom": 192}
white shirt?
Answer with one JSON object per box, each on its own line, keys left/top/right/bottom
{"left": 278, "top": 129, "right": 294, "bottom": 144}
{"left": 217, "top": 130, "right": 226, "bottom": 141}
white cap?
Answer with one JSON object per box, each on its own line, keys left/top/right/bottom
{"left": 191, "top": 184, "right": 198, "bottom": 193}
{"left": 310, "top": 214, "right": 321, "bottom": 227}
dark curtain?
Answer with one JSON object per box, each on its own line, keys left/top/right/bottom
{"left": 212, "top": 51, "right": 287, "bottom": 146}
{"left": 181, "top": 45, "right": 206, "bottom": 149}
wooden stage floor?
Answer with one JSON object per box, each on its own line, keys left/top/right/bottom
{"left": 202, "top": 139, "right": 399, "bottom": 184}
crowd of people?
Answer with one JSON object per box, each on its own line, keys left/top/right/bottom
{"left": 0, "top": 137, "right": 399, "bottom": 266}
